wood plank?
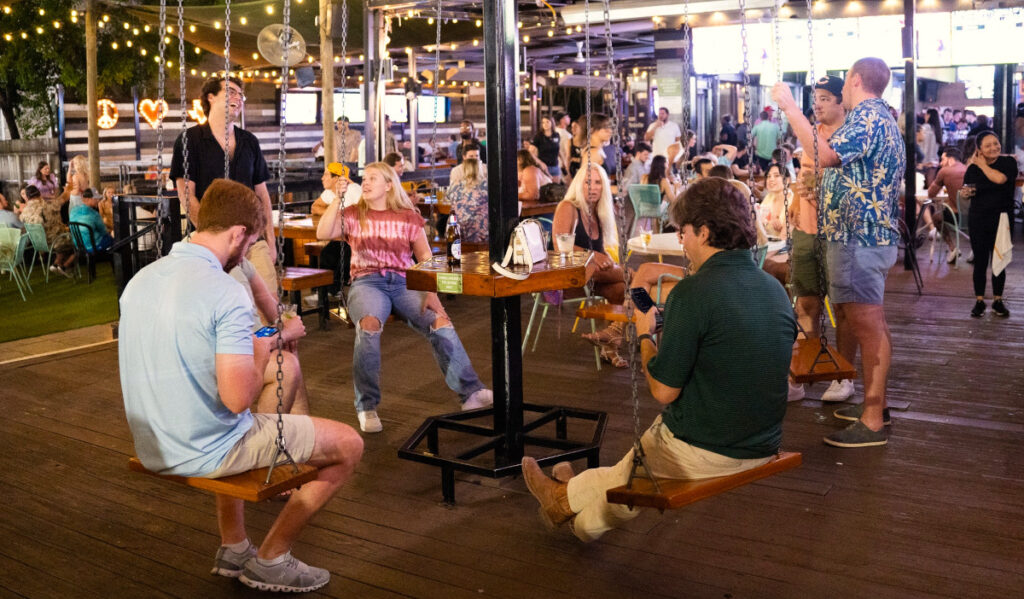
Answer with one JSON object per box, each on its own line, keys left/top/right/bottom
{"left": 405, "top": 250, "right": 587, "bottom": 297}
{"left": 128, "top": 457, "right": 320, "bottom": 503}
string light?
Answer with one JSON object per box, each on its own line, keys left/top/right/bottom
{"left": 428, "top": 17, "right": 434, "bottom": 25}
{"left": 141, "top": 48, "right": 147, "bottom": 56}
{"left": 2, "top": 6, "right": 12, "bottom": 15}
{"left": 126, "top": 40, "right": 132, "bottom": 47}
{"left": 522, "top": 35, "right": 530, "bottom": 43}
{"left": 472, "top": 39, "right": 479, "bottom": 46}
{"left": 38, "top": 8, "right": 45, "bottom": 16}
{"left": 194, "top": 47, "right": 201, "bottom": 54}
{"left": 266, "top": 5, "right": 275, "bottom": 15}
{"left": 240, "top": 17, "right": 248, "bottom": 25}
{"left": 53, "top": 21, "right": 60, "bottom": 29}
{"left": 123, "top": 22, "right": 130, "bottom": 30}
{"left": 475, "top": 19, "right": 481, "bottom": 27}
{"left": 132, "top": 28, "right": 139, "bottom": 35}
{"left": 71, "top": 15, "right": 77, "bottom": 24}
{"left": 3, "top": 33, "right": 11, "bottom": 42}
{"left": 334, "top": 55, "right": 340, "bottom": 62}
{"left": 164, "top": 36, "right": 171, "bottom": 44}
{"left": 102, "top": 15, "right": 110, "bottom": 22}
{"left": 35, "top": 26, "right": 43, "bottom": 34}
{"left": 189, "top": 25, "right": 196, "bottom": 33}
{"left": 191, "top": 68, "right": 197, "bottom": 75}
{"left": 98, "top": 21, "right": 104, "bottom": 29}
{"left": 20, "top": 31, "right": 27, "bottom": 39}
{"left": 143, "top": 25, "right": 151, "bottom": 32}
{"left": 566, "top": 27, "right": 572, "bottom": 35}
{"left": 252, "top": 52, "right": 259, "bottom": 60}
{"left": 547, "top": 30, "right": 554, "bottom": 37}
{"left": 167, "top": 25, "right": 173, "bottom": 34}
{"left": 214, "top": 21, "right": 222, "bottom": 30}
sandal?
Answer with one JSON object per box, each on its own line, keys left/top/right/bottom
{"left": 599, "top": 346, "right": 628, "bottom": 368}
{"left": 582, "top": 321, "right": 624, "bottom": 347}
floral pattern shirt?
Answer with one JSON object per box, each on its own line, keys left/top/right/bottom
{"left": 448, "top": 180, "right": 489, "bottom": 244}
{"left": 819, "top": 98, "right": 906, "bottom": 246}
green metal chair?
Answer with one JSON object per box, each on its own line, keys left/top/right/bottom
{"left": 0, "top": 228, "right": 33, "bottom": 301}
{"left": 628, "top": 184, "right": 664, "bottom": 238}
{"left": 24, "top": 222, "right": 70, "bottom": 283}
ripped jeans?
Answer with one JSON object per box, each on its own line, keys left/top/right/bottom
{"left": 347, "top": 272, "right": 485, "bottom": 413}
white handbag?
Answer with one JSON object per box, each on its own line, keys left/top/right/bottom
{"left": 491, "top": 219, "right": 548, "bottom": 280}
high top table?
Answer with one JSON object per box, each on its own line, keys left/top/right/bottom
{"left": 401, "top": 250, "right": 608, "bottom": 503}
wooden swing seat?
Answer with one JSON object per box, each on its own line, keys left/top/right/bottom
{"left": 575, "top": 303, "right": 634, "bottom": 323}
{"left": 790, "top": 337, "right": 857, "bottom": 384}
{"left": 606, "top": 451, "right": 802, "bottom": 511}
{"left": 128, "top": 457, "right": 319, "bottom": 503}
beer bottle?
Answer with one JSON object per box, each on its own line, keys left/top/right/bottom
{"left": 446, "top": 213, "right": 462, "bottom": 267}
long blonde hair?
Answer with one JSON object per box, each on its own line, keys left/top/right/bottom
{"left": 462, "top": 158, "right": 483, "bottom": 187}
{"left": 357, "top": 161, "right": 415, "bottom": 230}
{"left": 563, "top": 162, "right": 618, "bottom": 249}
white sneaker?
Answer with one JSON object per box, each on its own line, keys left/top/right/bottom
{"left": 357, "top": 410, "right": 383, "bottom": 433}
{"left": 462, "top": 388, "right": 493, "bottom": 411}
{"left": 787, "top": 381, "right": 806, "bottom": 402}
{"left": 239, "top": 552, "right": 330, "bottom": 593}
{"left": 820, "top": 379, "right": 854, "bottom": 402}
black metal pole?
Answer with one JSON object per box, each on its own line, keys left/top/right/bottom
{"left": 902, "top": 0, "right": 917, "bottom": 270}
{"left": 132, "top": 86, "right": 142, "bottom": 162}
{"left": 484, "top": 0, "right": 523, "bottom": 466}
{"left": 55, "top": 84, "right": 67, "bottom": 188}
{"left": 994, "top": 64, "right": 1015, "bottom": 152}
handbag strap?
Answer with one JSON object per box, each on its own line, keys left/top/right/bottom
{"left": 491, "top": 226, "right": 530, "bottom": 280}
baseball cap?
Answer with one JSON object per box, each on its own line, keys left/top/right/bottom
{"left": 327, "top": 162, "right": 350, "bottom": 178}
{"left": 813, "top": 75, "right": 844, "bottom": 100}
{"left": 764, "top": 106, "right": 775, "bottom": 113}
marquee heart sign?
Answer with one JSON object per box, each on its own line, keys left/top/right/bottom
{"left": 138, "top": 98, "right": 169, "bottom": 129}
{"left": 187, "top": 99, "right": 208, "bottom": 125}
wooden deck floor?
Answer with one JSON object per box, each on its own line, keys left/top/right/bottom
{"left": 1, "top": 243, "right": 1022, "bottom": 599}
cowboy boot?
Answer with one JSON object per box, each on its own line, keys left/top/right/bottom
{"left": 521, "top": 457, "right": 574, "bottom": 530}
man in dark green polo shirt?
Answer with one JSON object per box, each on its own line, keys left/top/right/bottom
{"left": 522, "top": 177, "right": 795, "bottom": 542}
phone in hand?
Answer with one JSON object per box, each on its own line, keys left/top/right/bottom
{"left": 629, "top": 287, "right": 657, "bottom": 313}
{"left": 254, "top": 326, "right": 279, "bottom": 338}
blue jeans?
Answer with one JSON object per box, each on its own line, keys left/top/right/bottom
{"left": 347, "top": 272, "right": 485, "bottom": 412}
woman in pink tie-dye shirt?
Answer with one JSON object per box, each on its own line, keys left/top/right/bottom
{"left": 316, "top": 162, "right": 492, "bottom": 433}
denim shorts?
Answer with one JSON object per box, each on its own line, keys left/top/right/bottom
{"left": 825, "top": 242, "right": 897, "bottom": 305}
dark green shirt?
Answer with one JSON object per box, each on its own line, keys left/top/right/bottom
{"left": 647, "top": 249, "right": 796, "bottom": 459}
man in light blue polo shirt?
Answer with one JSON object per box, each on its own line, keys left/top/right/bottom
{"left": 119, "top": 179, "right": 364, "bottom": 593}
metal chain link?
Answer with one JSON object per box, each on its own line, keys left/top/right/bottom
{"left": 806, "top": 0, "right": 828, "bottom": 344}
{"left": 428, "top": 0, "right": 441, "bottom": 227}
{"left": 223, "top": 0, "right": 232, "bottom": 179}
{"left": 155, "top": 0, "right": 167, "bottom": 258}
{"left": 177, "top": 0, "right": 191, "bottom": 238}
{"left": 770, "top": 0, "right": 793, "bottom": 286}
{"left": 271, "top": 0, "right": 295, "bottom": 472}
{"left": 679, "top": 0, "right": 691, "bottom": 186}
{"left": 739, "top": 0, "right": 758, "bottom": 262}
{"left": 583, "top": 0, "right": 592, "bottom": 206}
{"left": 338, "top": 0, "right": 349, "bottom": 164}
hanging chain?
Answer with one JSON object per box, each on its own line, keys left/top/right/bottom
{"left": 338, "top": 0, "right": 349, "bottom": 164}
{"left": 223, "top": 0, "right": 232, "bottom": 179}
{"left": 772, "top": 0, "right": 792, "bottom": 272}
{"left": 679, "top": 0, "right": 691, "bottom": 186}
{"left": 806, "top": 0, "right": 828, "bottom": 344}
{"left": 154, "top": 0, "right": 167, "bottom": 258}
{"left": 739, "top": 0, "right": 758, "bottom": 263}
{"left": 429, "top": 0, "right": 441, "bottom": 226}
{"left": 177, "top": 0, "right": 191, "bottom": 238}
{"left": 582, "top": 0, "right": 595, "bottom": 233}
{"left": 271, "top": 0, "right": 296, "bottom": 475}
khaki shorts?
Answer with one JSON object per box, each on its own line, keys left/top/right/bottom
{"left": 791, "top": 229, "right": 826, "bottom": 297}
{"left": 204, "top": 414, "right": 317, "bottom": 479}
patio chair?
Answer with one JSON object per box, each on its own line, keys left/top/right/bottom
{"left": 628, "top": 184, "right": 664, "bottom": 238}
{"left": 24, "top": 222, "right": 71, "bottom": 283}
{"left": 69, "top": 222, "right": 113, "bottom": 284}
{"left": 0, "top": 228, "right": 33, "bottom": 301}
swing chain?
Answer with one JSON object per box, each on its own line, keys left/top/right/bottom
{"left": 269, "top": 0, "right": 298, "bottom": 481}
{"left": 155, "top": 0, "right": 167, "bottom": 259}
{"left": 223, "top": 0, "right": 232, "bottom": 179}
{"left": 679, "top": 0, "right": 691, "bottom": 187}
{"left": 429, "top": 0, "right": 442, "bottom": 226}
{"left": 807, "top": 3, "right": 828, "bottom": 347}
{"left": 177, "top": 0, "right": 191, "bottom": 238}
{"left": 738, "top": 0, "right": 758, "bottom": 263}
{"left": 338, "top": 0, "right": 349, "bottom": 164}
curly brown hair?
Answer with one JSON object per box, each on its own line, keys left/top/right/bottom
{"left": 670, "top": 177, "right": 755, "bottom": 250}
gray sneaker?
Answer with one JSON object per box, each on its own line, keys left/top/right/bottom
{"left": 210, "top": 542, "right": 257, "bottom": 578}
{"left": 834, "top": 404, "right": 892, "bottom": 426}
{"left": 824, "top": 420, "right": 888, "bottom": 448}
{"left": 239, "top": 552, "right": 330, "bottom": 593}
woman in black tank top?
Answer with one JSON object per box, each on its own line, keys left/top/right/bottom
{"left": 552, "top": 165, "right": 627, "bottom": 367}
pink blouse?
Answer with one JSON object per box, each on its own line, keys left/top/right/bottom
{"left": 342, "top": 206, "right": 425, "bottom": 280}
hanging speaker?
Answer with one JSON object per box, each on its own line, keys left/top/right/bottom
{"left": 295, "top": 66, "right": 316, "bottom": 88}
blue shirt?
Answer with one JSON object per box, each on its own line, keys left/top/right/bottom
{"left": 69, "top": 204, "right": 113, "bottom": 252}
{"left": 119, "top": 242, "right": 255, "bottom": 476}
{"left": 819, "top": 98, "right": 906, "bottom": 246}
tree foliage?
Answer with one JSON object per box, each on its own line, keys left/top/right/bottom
{"left": 0, "top": 0, "right": 161, "bottom": 138}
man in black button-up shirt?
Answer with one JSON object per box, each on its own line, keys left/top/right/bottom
{"left": 171, "top": 76, "right": 277, "bottom": 293}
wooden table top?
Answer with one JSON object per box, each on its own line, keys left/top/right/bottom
{"left": 406, "top": 250, "right": 588, "bottom": 297}
{"left": 520, "top": 201, "right": 560, "bottom": 217}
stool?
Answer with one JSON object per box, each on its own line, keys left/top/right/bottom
{"left": 303, "top": 241, "right": 328, "bottom": 267}
{"left": 280, "top": 267, "right": 335, "bottom": 330}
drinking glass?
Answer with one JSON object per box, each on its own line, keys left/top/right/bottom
{"left": 639, "top": 223, "right": 653, "bottom": 249}
{"left": 555, "top": 233, "right": 575, "bottom": 262}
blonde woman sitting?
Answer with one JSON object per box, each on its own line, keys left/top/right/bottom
{"left": 553, "top": 163, "right": 627, "bottom": 367}
{"left": 317, "top": 162, "right": 492, "bottom": 433}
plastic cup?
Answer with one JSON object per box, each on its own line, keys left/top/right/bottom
{"left": 555, "top": 233, "right": 574, "bottom": 261}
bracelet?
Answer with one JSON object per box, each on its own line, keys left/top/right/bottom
{"left": 637, "top": 333, "right": 656, "bottom": 346}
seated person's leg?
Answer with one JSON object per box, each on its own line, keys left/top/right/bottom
{"left": 246, "top": 240, "right": 279, "bottom": 298}
{"left": 590, "top": 265, "right": 626, "bottom": 304}
{"left": 256, "top": 349, "right": 309, "bottom": 415}
{"left": 390, "top": 287, "right": 485, "bottom": 402}
{"left": 346, "top": 277, "right": 392, "bottom": 415}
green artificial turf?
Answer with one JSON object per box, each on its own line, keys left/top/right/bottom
{"left": 0, "top": 260, "right": 119, "bottom": 343}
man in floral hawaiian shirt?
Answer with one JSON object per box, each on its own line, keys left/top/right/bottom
{"left": 772, "top": 57, "right": 906, "bottom": 449}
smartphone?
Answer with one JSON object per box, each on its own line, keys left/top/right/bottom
{"left": 254, "top": 326, "right": 278, "bottom": 338}
{"left": 629, "top": 287, "right": 657, "bottom": 313}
